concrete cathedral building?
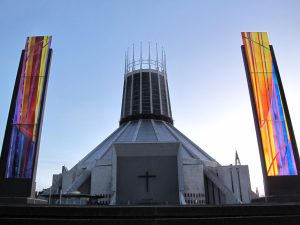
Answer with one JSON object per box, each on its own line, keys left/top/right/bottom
{"left": 48, "top": 46, "right": 252, "bottom": 205}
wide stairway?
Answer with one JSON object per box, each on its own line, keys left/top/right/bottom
{"left": 1, "top": 203, "right": 300, "bottom": 224}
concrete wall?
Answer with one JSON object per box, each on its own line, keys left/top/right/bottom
{"left": 217, "top": 165, "right": 251, "bottom": 203}
{"left": 52, "top": 174, "right": 61, "bottom": 187}
{"left": 182, "top": 159, "right": 205, "bottom": 205}
{"left": 62, "top": 169, "right": 73, "bottom": 193}
{"left": 114, "top": 142, "right": 180, "bottom": 205}
{"left": 91, "top": 160, "right": 112, "bottom": 196}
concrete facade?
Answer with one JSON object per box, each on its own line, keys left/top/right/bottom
{"left": 115, "top": 143, "right": 179, "bottom": 205}
{"left": 47, "top": 120, "right": 252, "bottom": 205}
{"left": 45, "top": 51, "right": 252, "bottom": 205}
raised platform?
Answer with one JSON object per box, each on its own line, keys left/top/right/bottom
{"left": 0, "top": 203, "right": 300, "bottom": 224}
{"left": 252, "top": 194, "right": 300, "bottom": 203}
{"left": 0, "top": 197, "right": 47, "bottom": 205}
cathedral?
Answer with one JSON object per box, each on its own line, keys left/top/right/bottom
{"left": 47, "top": 46, "right": 252, "bottom": 205}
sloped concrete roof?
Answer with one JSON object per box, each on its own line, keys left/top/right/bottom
{"left": 49, "top": 119, "right": 220, "bottom": 194}
{"left": 75, "top": 119, "right": 218, "bottom": 172}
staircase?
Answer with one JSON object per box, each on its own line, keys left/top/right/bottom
{"left": 1, "top": 204, "right": 300, "bottom": 224}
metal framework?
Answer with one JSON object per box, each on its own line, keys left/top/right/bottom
{"left": 120, "top": 43, "right": 172, "bottom": 125}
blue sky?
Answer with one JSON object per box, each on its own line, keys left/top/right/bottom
{"left": 0, "top": 0, "right": 300, "bottom": 195}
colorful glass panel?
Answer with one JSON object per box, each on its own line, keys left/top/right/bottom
{"left": 242, "top": 32, "right": 297, "bottom": 176}
{"left": 5, "top": 36, "right": 52, "bottom": 178}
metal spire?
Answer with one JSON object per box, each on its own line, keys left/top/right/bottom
{"left": 127, "top": 47, "right": 129, "bottom": 73}
{"left": 123, "top": 43, "right": 167, "bottom": 74}
{"left": 164, "top": 50, "right": 167, "bottom": 74}
{"left": 132, "top": 43, "right": 135, "bottom": 71}
{"left": 148, "top": 42, "right": 151, "bottom": 69}
{"left": 161, "top": 47, "right": 164, "bottom": 73}
{"left": 124, "top": 51, "right": 127, "bottom": 74}
{"left": 140, "top": 42, "right": 142, "bottom": 69}
{"left": 156, "top": 43, "right": 158, "bottom": 69}
{"left": 235, "top": 149, "right": 241, "bottom": 166}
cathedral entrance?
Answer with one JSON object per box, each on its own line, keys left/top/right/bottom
{"left": 114, "top": 143, "right": 180, "bottom": 205}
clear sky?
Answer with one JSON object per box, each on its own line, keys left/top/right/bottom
{"left": 0, "top": 0, "right": 300, "bottom": 195}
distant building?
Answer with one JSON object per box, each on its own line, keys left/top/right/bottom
{"left": 47, "top": 45, "right": 251, "bottom": 205}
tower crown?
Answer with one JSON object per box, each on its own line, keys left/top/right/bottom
{"left": 120, "top": 43, "right": 173, "bottom": 125}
